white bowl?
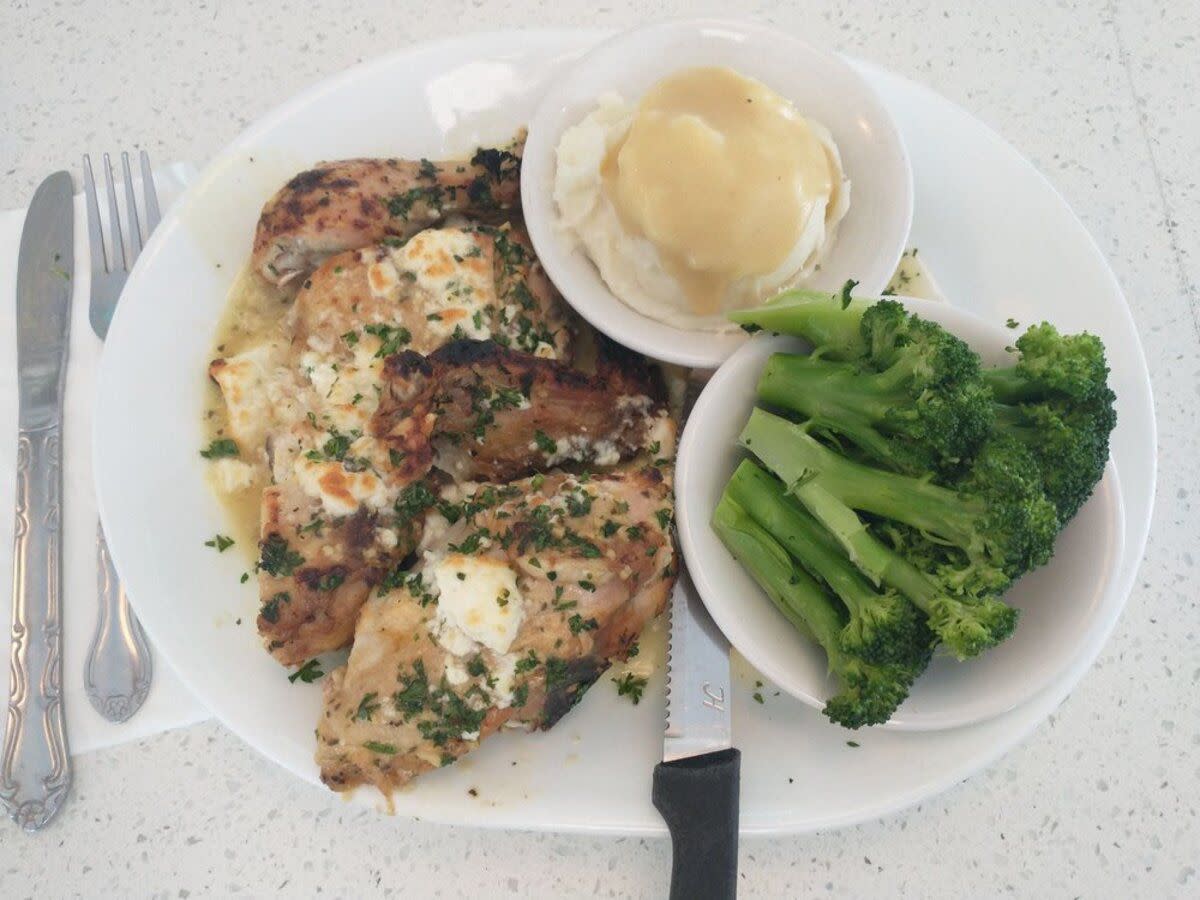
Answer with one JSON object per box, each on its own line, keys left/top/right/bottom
{"left": 675, "top": 297, "right": 1126, "bottom": 730}
{"left": 521, "top": 19, "right": 913, "bottom": 368}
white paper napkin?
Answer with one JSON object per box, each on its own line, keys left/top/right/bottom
{"left": 0, "top": 163, "right": 210, "bottom": 755}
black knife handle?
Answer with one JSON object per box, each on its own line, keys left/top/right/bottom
{"left": 652, "top": 748, "right": 741, "bottom": 900}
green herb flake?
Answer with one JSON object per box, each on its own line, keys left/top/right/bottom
{"left": 205, "top": 534, "right": 235, "bottom": 553}
{"left": 258, "top": 534, "right": 304, "bottom": 577}
{"left": 355, "top": 692, "right": 381, "bottom": 721}
{"left": 260, "top": 591, "right": 291, "bottom": 624}
{"left": 613, "top": 673, "right": 648, "bottom": 705}
{"left": 568, "top": 614, "right": 599, "bottom": 635}
{"left": 363, "top": 740, "right": 398, "bottom": 755}
{"left": 533, "top": 430, "right": 557, "bottom": 456}
{"left": 288, "top": 658, "right": 325, "bottom": 684}
{"left": 200, "top": 438, "right": 239, "bottom": 460}
{"left": 838, "top": 278, "right": 859, "bottom": 310}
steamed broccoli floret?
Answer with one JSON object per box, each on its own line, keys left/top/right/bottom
{"left": 740, "top": 408, "right": 1059, "bottom": 579}
{"left": 729, "top": 288, "right": 871, "bottom": 361}
{"left": 712, "top": 494, "right": 921, "bottom": 727}
{"left": 983, "top": 324, "right": 1116, "bottom": 521}
{"left": 724, "top": 459, "right": 933, "bottom": 667}
{"left": 741, "top": 294, "right": 994, "bottom": 475}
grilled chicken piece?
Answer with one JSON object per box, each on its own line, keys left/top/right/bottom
{"left": 253, "top": 138, "right": 523, "bottom": 285}
{"left": 255, "top": 476, "right": 433, "bottom": 666}
{"left": 315, "top": 466, "right": 677, "bottom": 794}
{"left": 376, "top": 339, "right": 675, "bottom": 482}
{"left": 289, "top": 222, "right": 572, "bottom": 366}
{"left": 253, "top": 336, "right": 671, "bottom": 665}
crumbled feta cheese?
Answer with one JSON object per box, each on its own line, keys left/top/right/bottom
{"left": 431, "top": 554, "right": 525, "bottom": 655}
{"left": 206, "top": 458, "right": 256, "bottom": 494}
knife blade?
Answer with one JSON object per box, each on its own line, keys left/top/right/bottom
{"left": 652, "top": 379, "right": 740, "bottom": 900}
{"left": 1, "top": 171, "right": 74, "bottom": 832}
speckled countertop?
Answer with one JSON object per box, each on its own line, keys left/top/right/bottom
{"left": 2, "top": 1, "right": 1197, "bottom": 897}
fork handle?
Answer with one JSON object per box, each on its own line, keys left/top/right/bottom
{"left": 84, "top": 524, "right": 152, "bottom": 722}
{"left": 2, "top": 423, "right": 72, "bottom": 831}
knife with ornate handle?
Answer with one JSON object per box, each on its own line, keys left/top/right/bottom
{"left": 1, "top": 171, "right": 74, "bottom": 832}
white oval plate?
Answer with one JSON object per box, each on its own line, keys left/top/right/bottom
{"left": 95, "top": 29, "right": 1155, "bottom": 834}
{"left": 677, "top": 303, "right": 1125, "bottom": 731}
{"left": 521, "top": 19, "right": 912, "bottom": 368}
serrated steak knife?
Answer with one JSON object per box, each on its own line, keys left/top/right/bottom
{"left": 652, "top": 566, "right": 741, "bottom": 897}
{"left": 1, "top": 171, "right": 74, "bottom": 832}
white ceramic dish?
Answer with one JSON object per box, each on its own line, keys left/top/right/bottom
{"left": 676, "top": 304, "right": 1126, "bottom": 731}
{"left": 520, "top": 19, "right": 913, "bottom": 368}
{"left": 94, "top": 29, "right": 1155, "bottom": 834}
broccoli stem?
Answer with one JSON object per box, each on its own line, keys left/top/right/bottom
{"left": 725, "top": 460, "right": 888, "bottom": 624}
{"left": 980, "top": 367, "right": 1035, "bottom": 404}
{"left": 757, "top": 353, "right": 911, "bottom": 426}
{"left": 739, "top": 408, "right": 983, "bottom": 551}
{"left": 711, "top": 494, "right": 844, "bottom": 650}
{"left": 728, "top": 289, "right": 868, "bottom": 361}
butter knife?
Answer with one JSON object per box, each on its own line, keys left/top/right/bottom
{"left": 652, "top": 567, "right": 740, "bottom": 897}
{"left": 1, "top": 172, "right": 74, "bottom": 832}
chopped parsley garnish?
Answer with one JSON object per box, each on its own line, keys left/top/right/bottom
{"left": 314, "top": 570, "right": 345, "bottom": 592}
{"left": 394, "top": 660, "right": 430, "bottom": 719}
{"left": 305, "top": 427, "right": 359, "bottom": 464}
{"left": 578, "top": 579, "right": 596, "bottom": 592}
{"left": 288, "top": 658, "right": 324, "bottom": 684}
{"left": 514, "top": 650, "right": 540, "bottom": 674}
{"left": 342, "top": 329, "right": 359, "bottom": 346}
{"left": 388, "top": 448, "right": 407, "bottom": 468}
{"left": 387, "top": 185, "right": 444, "bottom": 219}
{"left": 565, "top": 491, "right": 593, "bottom": 517}
{"left": 205, "top": 534, "right": 235, "bottom": 553}
{"left": 753, "top": 692, "right": 764, "bottom": 704}
{"left": 363, "top": 741, "right": 397, "bottom": 755}
{"left": 416, "top": 686, "right": 487, "bottom": 747}
{"left": 363, "top": 322, "right": 412, "bottom": 358}
{"left": 449, "top": 528, "right": 491, "bottom": 554}
{"left": 655, "top": 508, "right": 672, "bottom": 530}
{"left": 466, "top": 656, "right": 488, "bottom": 678}
{"left": 625, "top": 525, "right": 644, "bottom": 540}
{"left": 258, "top": 534, "right": 304, "bottom": 577}
{"left": 199, "top": 438, "right": 239, "bottom": 459}
{"left": 1006, "top": 318, "right": 1020, "bottom": 329}
{"left": 260, "top": 591, "right": 290, "bottom": 624}
{"left": 568, "top": 614, "right": 599, "bottom": 635}
{"left": 511, "top": 683, "right": 529, "bottom": 707}
{"left": 600, "top": 520, "right": 619, "bottom": 538}
{"left": 839, "top": 278, "right": 859, "bottom": 309}
{"left": 533, "top": 430, "right": 558, "bottom": 455}
{"left": 355, "top": 692, "right": 381, "bottom": 721}
{"left": 394, "top": 480, "right": 437, "bottom": 523}
{"left": 565, "top": 532, "right": 602, "bottom": 559}
{"left": 613, "top": 673, "right": 648, "bottom": 705}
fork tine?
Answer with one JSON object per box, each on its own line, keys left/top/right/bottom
{"left": 121, "top": 151, "right": 144, "bottom": 259}
{"left": 102, "top": 152, "right": 127, "bottom": 272}
{"left": 82, "top": 154, "right": 109, "bottom": 276}
{"left": 140, "top": 150, "right": 160, "bottom": 233}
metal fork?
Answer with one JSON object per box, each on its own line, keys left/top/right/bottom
{"left": 81, "top": 151, "right": 156, "bottom": 722}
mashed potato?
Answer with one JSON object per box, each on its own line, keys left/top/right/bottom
{"left": 554, "top": 70, "right": 850, "bottom": 332}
